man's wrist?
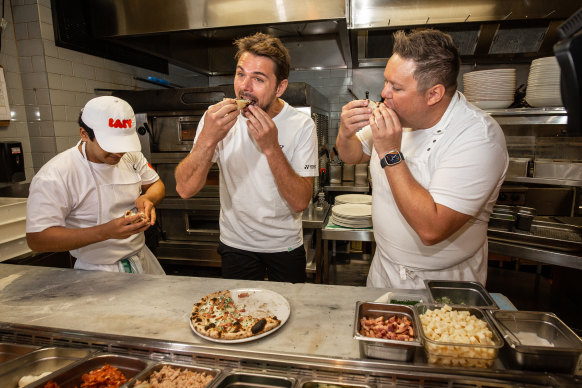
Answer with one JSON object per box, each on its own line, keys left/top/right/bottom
{"left": 380, "top": 149, "right": 405, "bottom": 168}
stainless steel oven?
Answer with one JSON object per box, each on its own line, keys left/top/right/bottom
{"left": 114, "top": 83, "right": 329, "bottom": 267}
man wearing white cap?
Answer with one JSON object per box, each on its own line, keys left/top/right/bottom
{"left": 26, "top": 96, "right": 166, "bottom": 274}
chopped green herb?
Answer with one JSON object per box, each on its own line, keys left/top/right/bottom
{"left": 390, "top": 299, "right": 420, "bottom": 306}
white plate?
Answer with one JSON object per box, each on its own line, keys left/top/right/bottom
{"left": 189, "top": 288, "right": 291, "bottom": 343}
{"left": 335, "top": 194, "right": 372, "bottom": 205}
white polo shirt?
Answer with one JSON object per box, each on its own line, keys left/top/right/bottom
{"left": 194, "top": 100, "right": 318, "bottom": 252}
{"left": 357, "top": 92, "right": 508, "bottom": 287}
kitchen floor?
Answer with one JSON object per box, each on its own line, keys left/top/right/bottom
{"left": 162, "top": 241, "right": 582, "bottom": 336}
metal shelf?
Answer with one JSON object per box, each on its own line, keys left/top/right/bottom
{"left": 485, "top": 107, "right": 567, "bottom": 125}
{"left": 504, "top": 176, "right": 582, "bottom": 187}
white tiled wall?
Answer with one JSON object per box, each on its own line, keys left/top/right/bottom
{"left": 1, "top": 0, "right": 209, "bottom": 182}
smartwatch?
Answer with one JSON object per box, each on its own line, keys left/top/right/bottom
{"left": 380, "top": 150, "right": 405, "bottom": 168}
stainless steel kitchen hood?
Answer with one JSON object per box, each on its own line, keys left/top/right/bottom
{"left": 350, "top": 0, "right": 581, "bottom": 67}
{"left": 51, "top": 1, "right": 581, "bottom": 75}
{"left": 87, "top": 0, "right": 351, "bottom": 75}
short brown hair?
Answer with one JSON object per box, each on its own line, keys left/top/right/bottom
{"left": 393, "top": 29, "right": 460, "bottom": 96}
{"left": 234, "top": 32, "right": 290, "bottom": 85}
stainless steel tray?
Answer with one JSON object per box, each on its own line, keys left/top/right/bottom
{"left": 489, "top": 310, "right": 582, "bottom": 374}
{"left": 212, "top": 372, "right": 295, "bottom": 388}
{"left": 299, "top": 379, "right": 372, "bottom": 388}
{"left": 353, "top": 302, "right": 422, "bottom": 362}
{"left": 488, "top": 219, "right": 582, "bottom": 252}
{"left": 128, "top": 361, "right": 221, "bottom": 387}
{"left": 0, "top": 343, "right": 39, "bottom": 365}
{"left": 0, "top": 347, "right": 94, "bottom": 388}
{"left": 424, "top": 280, "right": 498, "bottom": 309}
{"left": 27, "top": 353, "right": 150, "bottom": 388}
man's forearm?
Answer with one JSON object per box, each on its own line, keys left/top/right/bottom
{"left": 175, "top": 142, "right": 214, "bottom": 198}
{"left": 335, "top": 132, "right": 367, "bottom": 164}
{"left": 26, "top": 225, "right": 110, "bottom": 252}
{"left": 142, "top": 179, "right": 165, "bottom": 206}
{"left": 264, "top": 147, "right": 313, "bottom": 213}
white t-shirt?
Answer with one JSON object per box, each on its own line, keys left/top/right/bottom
{"left": 357, "top": 92, "right": 508, "bottom": 287}
{"left": 26, "top": 145, "right": 160, "bottom": 263}
{"left": 194, "top": 100, "right": 318, "bottom": 252}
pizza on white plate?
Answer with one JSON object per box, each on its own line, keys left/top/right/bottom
{"left": 190, "top": 290, "right": 281, "bottom": 340}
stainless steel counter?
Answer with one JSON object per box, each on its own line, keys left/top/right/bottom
{"left": 302, "top": 202, "right": 331, "bottom": 283}
{"left": 0, "top": 264, "right": 577, "bottom": 386}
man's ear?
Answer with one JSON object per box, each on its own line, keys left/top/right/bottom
{"left": 275, "top": 79, "right": 288, "bottom": 98}
{"left": 79, "top": 127, "right": 90, "bottom": 142}
{"left": 425, "top": 84, "right": 445, "bottom": 106}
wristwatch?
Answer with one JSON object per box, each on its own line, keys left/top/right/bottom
{"left": 380, "top": 150, "right": 405, "bottom": 168}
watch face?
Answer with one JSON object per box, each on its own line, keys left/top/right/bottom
{"left": 387, "top": 153, "right": 402, "bottom": 164}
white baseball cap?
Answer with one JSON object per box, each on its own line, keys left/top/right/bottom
{"left": 81, "top": 96, "right": 141, "bottom": 153}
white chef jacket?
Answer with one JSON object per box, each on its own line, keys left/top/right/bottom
{"left": 357, "top": 92, "right": 508, "bottom": 289}
{"left": 26, "top": 142, "right": 163, "bottom": 273}
{"left": 194, "top": 100, "right": 318, "bottom": 252}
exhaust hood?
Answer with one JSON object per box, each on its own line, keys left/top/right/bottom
{"left": 85, "top": 0, "right": 351, "bottom": 75}
{"left": 50, "top": 0, "right": 579, "bottom": 75}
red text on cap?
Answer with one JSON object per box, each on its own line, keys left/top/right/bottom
{"left": 109, "top": 118, "right": 132, "bottom": 129}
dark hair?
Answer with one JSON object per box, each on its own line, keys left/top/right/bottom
{"left": 78, "top": 113, "right": 95, "bottom": 141}
{"left": 234, "top": 32, "right": 290, "bottom": 85}
{"left": 393, "top": 29, "right": 460, "bottom": 96}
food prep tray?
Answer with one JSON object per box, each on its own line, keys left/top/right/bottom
{"left": 211, "top": 372, "right": 295, "bottom": 388}
{"left": 416, "top": 304, "right": 504, "bottom": 368}
{"left": 424, "top": 280, "right": 498, "bottom": 309}
{"left": 27, "top": 353, "right": 150, "bottom": 388}
{"left": 0, "top": 343, "right": 39, "bottom": 364}
{"left": 353, "top": 302, "right": 422, "bottom": 362}
{"left": 0, "top": 347, "right": 93, "bottom": 388}
{"left": 488, "top": 219, "right": 582, "bottom": 252}
{"left": 128, "top": 361, "right": 221, "bottom": 387}
{"left": 489, "top": 310, "right": 582, "bottom": 374}
{"left": 299, "top": 379, "right": 371, "bottom": 388}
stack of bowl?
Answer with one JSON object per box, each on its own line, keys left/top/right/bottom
{"left": 525, "top": 56, "right": 563, "bottom": 108}
{"left": 463, "top": 69, "right": 516, "bottom": 109}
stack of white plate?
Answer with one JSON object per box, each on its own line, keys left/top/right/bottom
{"left": 525, "top": 57, "right": 563, "bottom": 108}
{"left": 331, "top": 203, "right": 372, "bottom": 228}
{"left": 463, "top": 69, "right": 516, "bottom": 109}
{"left": 335, "top": 194, "right": 372, "bottom": 205}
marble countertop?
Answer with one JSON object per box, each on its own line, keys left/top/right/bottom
{"left": 0, "top": 264, "right": 425, "bottom": 360}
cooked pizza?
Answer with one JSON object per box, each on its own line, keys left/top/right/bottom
{"left": 190, "top": 290, "right": 281, "bottom": 340}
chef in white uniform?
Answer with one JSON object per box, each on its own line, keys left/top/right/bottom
{"left": 336, "top": 29, "right": 507, "bottom": 289}
{"left": 26, "top": 96, "right": 166, "bottom": 274}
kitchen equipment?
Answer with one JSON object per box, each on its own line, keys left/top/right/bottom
{"left": 354, "top": 163, "right": 368, "bottom": 186}
{"left": 0, "top": 198, "right": 30, "bottom": 262}
{"left": 0, "top": 343, "right": 38, "bottom": 364}
{"left": 329, "top": 163, "right": 342, "bottom": 185}
{"left": 0, "top": 142, "right": 25, "bottom": 183}
{"left": 424, "top": 280, "right": 498, "bottom": 309}
{"left": 0, "top": 347, "right": 94, "bottom": 387}
{"left": 506, "top": 157, "right": 531, "bottom": 177}
{"left": 515, "top": 206, "right": 537, "bottom": 231}
{"left": 213, "top": 372, "right": 295, "bottom": 388}
{"left": 489, "top": 310, "right": 582, "bottom": 374}
{"left": 113, "top": 83, "right": 329, "bottom": 267}
{"left": 127, "top": 361, "right": 221, "bottom": 387}
{"left": 488, "top": 219, "right": 582, "bottom": 252}
{"left": 534, "top": 159, "right": 582, "bottom": 181}
{"left": 342, "top": 163, "right": 355, "bottom": 183}
{"left": 416, "top": 303, "right": 504, "bottom": 368}
{"left": 353, "top": 302, "right": 422, "bottom": 361}
{"left": 28, "top": 353, "right": 150, "bottom": 388}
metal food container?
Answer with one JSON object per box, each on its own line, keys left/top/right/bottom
{"left": 300, "top": 379, "right": 372, "bottom": 388}
{"left": 0, "top": 347, "right": 93, "bottom": 388}
{"left": 353, "top": 301, "right": 422, "bottom": 362}
{"left": 128, "top": 361, "right": 221, "bottom": 387}
{"left": 212, "top": 372, "right": 295, "bottom": 388}
{"left": 0, "top": 343, "right": 39, "bottom": 364}
{"left": 416, "top": 304, "right": 504, "bottom": 368}
{"left": 515, "top": 206, "right": 536, "bottom": 231}
{"left": 26, "top": 353, "right": 150, "bottom": 388}
{"left": 488, "top": 213, "right": 515, "bottom": 231}
{"left": 424, "top": 280, "right": 498, "bottom": 309}
{"left": 489, "top": 310, "right": 582, "bottom": 373}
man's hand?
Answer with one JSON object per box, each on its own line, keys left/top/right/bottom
{"left": 370, "top": 105, "right": 403, "bottom": 157}
{"left": 338, "top": 100, "right": 373, "bottom": 139}
{"left": 105, "top": 214, "right": 150, "bottom": 239}
{"left": 198, "top": 100, "right": 239, "bottom": 145}
{"left": 245, "top": 104, "right": 280, "bottom": 154}
{"left": 135, "top": 195, "right": 156, "bottom": 225}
